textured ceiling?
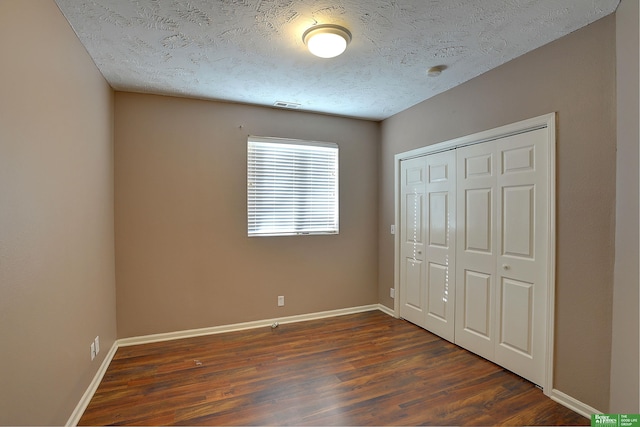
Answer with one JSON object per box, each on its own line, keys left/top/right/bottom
{"left": 55, "top": 0, "right": 619, "bottom": 120}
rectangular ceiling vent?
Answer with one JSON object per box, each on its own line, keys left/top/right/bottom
{"left": 273, "top": 101, "right": 301, "bottom": 109}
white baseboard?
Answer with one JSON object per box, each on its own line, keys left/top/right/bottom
{"left": 377, "top": 303, "right": 396, "bottom": 317}
{"left": 66, "top": 341, "right": 118, "bottom": 427}
{"left": 118, "top": 304, "right": 385, "bottom": 347}
{"left": 67, "top": 304, "right": 392, "bottom": 425}
{"left": 550, "top": 388, "right": 601, "bottom": 419}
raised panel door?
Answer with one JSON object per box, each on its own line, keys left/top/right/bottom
{"left": 455, "top": 143, "right": 497, "bottom": 360}
{"left": 399, "top": 157, "right": 427, "bottom": 327}
{"left": 423, "top": 150, "right": 456, "bottom": 341}
{"left": 494, "top": 128, "right": 548, "bottom": 386}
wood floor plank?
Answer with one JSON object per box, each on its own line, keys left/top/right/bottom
{"left": 79, "top": 311, "right": 589, "bottom": 426}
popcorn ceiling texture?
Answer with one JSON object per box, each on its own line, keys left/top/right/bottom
{"left": 55, "top": 0, "right": 618, "bottom": 120}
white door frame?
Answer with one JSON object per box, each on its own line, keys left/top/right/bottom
{"left": 392, "top": 113, "right": 556, "bottom": 395}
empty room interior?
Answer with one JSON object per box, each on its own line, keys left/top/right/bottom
{"left": 1, "top": 0, "right": 638, "bottom": 425}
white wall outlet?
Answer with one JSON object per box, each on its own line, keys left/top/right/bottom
{"left": 390, "top": 224, "right": 396, "bottom": 235}
{"left": 277, "top": 295, "right": 285, "bottom": 307}
{"left": 94, "top": 336, "right": 100, "bottom": 355}
{"left": 90, "top": 341, "right": 96, "bottom": 361}
{"left": 390, "top": 288, "right": 395, "bottom": 299}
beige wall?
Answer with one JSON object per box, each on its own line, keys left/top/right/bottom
{"left": 379, "top": 15, "right": 617, "bottom": 412}
{"left": 0, "top": 1, "right": 116, "bottom": 425}
{"left": 610, "top": 0, "right": 640, "bottom": 413}
{"left": 0, "top": 0, "right": 629, "bottom": 422}
{"left": 114, "top": 93, "right": 379, "bottom": 338}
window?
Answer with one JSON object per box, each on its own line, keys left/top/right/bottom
{"left": 247, "top": 136, "right": 339, "bottom": 237}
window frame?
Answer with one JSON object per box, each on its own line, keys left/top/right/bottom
{"left": 247, "top": 136, "right": 339, "bottom": 237}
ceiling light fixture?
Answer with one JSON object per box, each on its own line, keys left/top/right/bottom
{"left": 303, "top": 24, "right": 352, "bottom": 59}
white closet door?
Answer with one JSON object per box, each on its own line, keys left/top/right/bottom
{"left": 423, "top": 150, "right": 456, "bottom": 341}
{"left": 455, "top": 143, "right": 497, "bottom": 360}
{"left": 399, "top": 156, "right": 427, "bottom": 327}
{"left": 396, "top": 116, "right": 553, "bottom": 389}
{"left": 455, "top": 129, "right": 548, "bottom": 386}
{"left": 494, "top": 128, "right": 548, "bottom": 386}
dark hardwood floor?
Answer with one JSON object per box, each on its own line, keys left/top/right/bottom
{"left": 79, "top": 310, "right": 589, "bottom": 426}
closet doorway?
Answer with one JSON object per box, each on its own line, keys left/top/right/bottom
{"left": 393, "top": 114, "right": 556, "bottom": 393}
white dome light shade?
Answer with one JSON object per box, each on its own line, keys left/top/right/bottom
{"left": 303, "top": 24, "right": 352, "bottom": 58}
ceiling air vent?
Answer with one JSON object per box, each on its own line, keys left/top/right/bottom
{"left": 273, "top": 101, "right": 301, "bottom": 109}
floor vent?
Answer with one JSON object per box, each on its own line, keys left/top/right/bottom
{"left": 273, "top": 101, "right": 301, "bottom": 109}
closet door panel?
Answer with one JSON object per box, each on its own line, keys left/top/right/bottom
{"left": 502, "top": 185, "right": 534, "bottom": 258}
{"left": 464, "top": 188, "right": 492, "bottom": 253}
{"left": 404, "top": 258, "right": 424, "bottom": 311}
{"left": 499, "top": 277, "right": 533, "bottom": 355}
{"left": 462, "top": 269, "right": 492, "bottom": 338}
{"left": 494, "top": 128, "right": 548, "bottom": 386}
{"left": 399, "top": 157, "right": 427, "bottom": 327}
{"left": 455, "top": 143, "right": 497, "bottom": 360}
{"left": 423, "top": 151, "right": 456, "bottom": 341}
{"left": 427, "top": 262, "right": 448, "bottom": 321}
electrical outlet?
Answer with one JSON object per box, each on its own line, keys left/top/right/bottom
{"left": 390, "top": 224, "right": 395, "bottom": 235}
{"left": 90, "top": 342, "right": 96, "bottom": 361}
{"left": 94, "top": 336, "right": 100, "bottom": 355}
{"left": 277, "top": 295, "right": 285, "bottom": 307}
{"left": 390, "top": 288, "right": 395, "bottom": 299}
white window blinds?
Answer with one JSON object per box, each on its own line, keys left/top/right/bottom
{"left": 247, "top": 136, "right": 339, "bottom": 237}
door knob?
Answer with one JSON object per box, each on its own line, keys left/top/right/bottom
{"left": 502, "top": 264, "right": 510, "bottom": 270}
